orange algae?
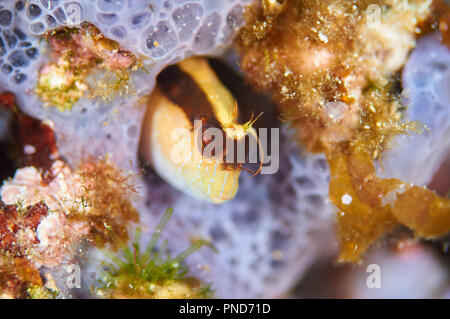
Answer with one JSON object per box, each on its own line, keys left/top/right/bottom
{"left": 428, "top": 0, "right": 450, "bottom": 47}
{"left": 0, "top": 256, "right": 43, "bottom": 298}
{"left": 0, "top": 254, "right": 58, "bottom": 298}
{"left": 236, "top": 0, "right": 449, "bottom": 262}
{"left": 391, "top": 186, "right": 450, "bottom": 237}
{"left": 329, "top": 146, "right": 450, "bottom": 262}
{"left": 68, "top": 160, "right": 140, "bottom": 251}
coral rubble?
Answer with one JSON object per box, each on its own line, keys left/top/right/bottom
{"left": 36, "top": 24, "right": 140, "bottom": 110}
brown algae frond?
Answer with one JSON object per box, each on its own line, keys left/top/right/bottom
{"left": 69, "top": 160, "right": 140, "bottom": 250}
{"left": 95, "top": 208, "right": 214, "bottom": 299}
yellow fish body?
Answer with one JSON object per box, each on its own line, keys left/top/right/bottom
{"left": 141, "top": 58, "right": 256, "bottom": 203}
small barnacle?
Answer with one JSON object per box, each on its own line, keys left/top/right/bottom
{"left": 95, "top": 208, "right": 214, "bottom": 299}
